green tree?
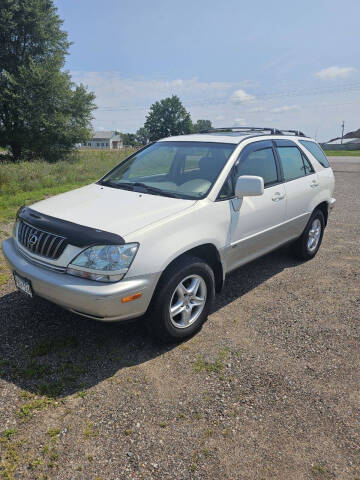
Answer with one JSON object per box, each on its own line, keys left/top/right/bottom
{"left": 135, "top": 127, "right": 149, "bottom": 145}
{"left": 0, "top": 0, "right": 96, "bottom": 161}
{"left": 120, "top": 133, "right": 137, "bottom": 147}
{"left": 144, "top": 95, "right": 192, "bottom": 142}
{"left": 192, "top": 119, "right": 212, "bottom": 133}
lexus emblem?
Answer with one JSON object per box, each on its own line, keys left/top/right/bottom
{"left": 28, "top": 234, "right": 38, "bottom": 247}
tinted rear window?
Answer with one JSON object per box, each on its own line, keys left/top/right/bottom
{"left": 299, "top": 140, "right": 330, "bottom": 168}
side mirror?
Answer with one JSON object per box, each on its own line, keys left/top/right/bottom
{"left": 235, "top": 175, "right": 264, "bottom": 198}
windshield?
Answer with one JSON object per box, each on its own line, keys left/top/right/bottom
{"left": 99, "top": 141, "right": 236, "bottom": 199}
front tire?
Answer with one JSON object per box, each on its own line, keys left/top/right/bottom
{"left": 292, "top": 209, "right": 325, "bottom": 260}
{"left": 147, "top": 255, "right": 215, "bottom": 342}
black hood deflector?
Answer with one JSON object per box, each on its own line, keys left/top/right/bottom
{"left": 17, "top": 207, "right": 125, "bottom": 247}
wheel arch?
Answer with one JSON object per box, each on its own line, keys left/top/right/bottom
{"left": 314, "top": 201, "right": 329, "bottom": 226}
{"left": 155, "top": 243, "right": 225, "bottom": 295}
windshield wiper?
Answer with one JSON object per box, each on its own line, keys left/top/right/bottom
{"left": 130, "top": 182, "right": 181, "bottom": 198}
{"left": 100, "top": 181, "right": 134, "bottom": 190}
{"left": 101, "top": 180, "right": 181, "bottom": 198}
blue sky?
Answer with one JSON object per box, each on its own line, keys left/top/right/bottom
{"left": 55, "top": 0, "right": 360, "bottom": 140}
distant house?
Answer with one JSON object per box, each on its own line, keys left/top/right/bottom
{"left": 81, "top": 131, "right": 123, "bottom": 149}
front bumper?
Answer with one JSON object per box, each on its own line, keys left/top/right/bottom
{"left": 2, "top": 238, "right": 159, "bottom": 321}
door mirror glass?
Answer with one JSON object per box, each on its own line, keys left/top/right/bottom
{"left": 235, "top": 175, "right": 264, "bottom": 197}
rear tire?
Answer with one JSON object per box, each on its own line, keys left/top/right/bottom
{"left": 147, "top": 255, "right": 215, "bottom": 342}
{"left": 292, "top": 209, "right": 325, "bottom": 260}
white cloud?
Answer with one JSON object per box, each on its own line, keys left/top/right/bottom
{"left": 230, "top": 89, "right": 255, "bottom": 104}
{"left": 315, "top": 66, "right": 357, "bottom": 79}
{"left": 271, "top": 105, "right": 300, "bottom": 114}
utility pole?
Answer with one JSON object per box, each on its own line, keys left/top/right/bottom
{"left": 341, "top": 121, "right": 345, "bottom": 144}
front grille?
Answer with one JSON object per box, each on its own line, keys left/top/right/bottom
{"left": 17, "top": 220, "right": 67, "bottom": 260}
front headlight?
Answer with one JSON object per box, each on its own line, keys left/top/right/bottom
{"left": 67, "top": 243, "right": 139, "bottom": 283}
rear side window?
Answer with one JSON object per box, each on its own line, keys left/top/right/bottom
{"left": 236, "top": 147, "right": 278, "bottom": 187}
{"left": 299, "top": 140, "right": 330, "bottom": 168}
{"left": 277, "top": 146, "right": 314, "bottom": 181}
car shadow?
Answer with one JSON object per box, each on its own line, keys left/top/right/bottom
{"left": 0, "top": 245, "right": 301, "bottom": 398}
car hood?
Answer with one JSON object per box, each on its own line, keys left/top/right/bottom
{"left": 30, "top": 183, "right": 196, "bottom": 238}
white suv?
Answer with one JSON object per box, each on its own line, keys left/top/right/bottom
{"left": 3, "top": 127, "right": 335, "bottom": 341}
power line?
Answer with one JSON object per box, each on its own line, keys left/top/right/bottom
{"left": 96, "top": 82, "right": 360, "bottom": 112}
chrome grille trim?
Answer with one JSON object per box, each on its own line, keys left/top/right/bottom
{"left": 16, "top": 245, "right": 67, "bottom": 273}
{"left": 16, "top": 220, "right": 67, "bottom": 260}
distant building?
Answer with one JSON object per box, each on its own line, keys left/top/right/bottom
{"left": 81, "top": 131, "right": 123, "bottom": 149}
{"left": 321, "top": 128, "right": 360, "bottom": 150}
{"left": 321, "top": 137, "right": 360, "bottom": 151}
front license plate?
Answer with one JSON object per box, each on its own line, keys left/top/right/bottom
{"left": 13, "top": 272, "right": 33, "bottom": 298}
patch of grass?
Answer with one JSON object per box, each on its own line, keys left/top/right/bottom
{"left": 84, "top": 422, "right": 98, "bottom": 438}
{"left": 18, "top": 391, "right": 34, "bottom": 400}
{"left": 30, "top": 336, "right": 78, "bottom": 357}
{"left": 324, "top": 150, "right": 360, "bottom": 156}
{"left": 27, "top": 457, "right": 43, "bottom": 470}
{"left": 0, "top": 429, "right": 16, "bottom": 442}
{"left": 0, "top": 440, "right": 21, "bottom": 480}
{"left": 17, "top": 396, "right": 55, "bottom": 419}
{"left": 159, "top": 421, "right": 168, "bottom": 428}
{"left": 0, "top": 148, "right": 136, "bottom": 222}
{"left": 47, "top": 428, "right": 60, "bottom": 439}
{"left": 311, "top": 464, "right": 332, "bottom": 477}
{"left": 193, "top": 347, "right": 229, "bottom": 373}
{"left": 37, "top": 382, "right": 63, "bottom": 398}
{"left": 0, "top": 272, "right": 9, "bottom": 286}
{"left": 76, "top": 390, "right": 87, "bottom": 399}
{"left": 21, "top": 363, "right": 52, "bottom": 379}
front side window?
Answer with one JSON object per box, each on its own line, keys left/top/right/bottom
{"left": 100, "top": 141, "right": 235, "bottom": 199}
{"left": 299, "top": 140, "right": 330, "bottom": 168}
{"left": 277, "top": 146, "right": 313, "bottom": 181}
{"left": 236, "top": 147, "right": 279, "bottom": 187}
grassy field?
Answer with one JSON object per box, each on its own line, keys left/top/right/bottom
{"left": 0, "top": 148, "right": 136, "bottom": 223}
{"left": 324, "top": 150, "right": 360, "bottom": 156}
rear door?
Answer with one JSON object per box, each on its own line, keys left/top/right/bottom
{"left": 225, "top": 140, "right": 287, "bottom": 270}
{"left": 274, "top": 140, "right": 318, "bottom": 238}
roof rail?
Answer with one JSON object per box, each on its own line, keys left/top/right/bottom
{"left": 278, "top": 129, "right": 306, "bottom": 137}
{"left": 199, "top": 126, "right": 306, "bottom": 137}
{"left": 199, "top": 126, "right": 281, "bottom": 134}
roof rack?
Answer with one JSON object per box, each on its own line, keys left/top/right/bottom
{"left": 199, "top": 126, "right": 306, "bottom": 137}
{"left": 279, "top": 129, "right": 306, "bottom": 137}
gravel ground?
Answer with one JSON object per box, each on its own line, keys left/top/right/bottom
{"left": 0, "top": 158, "right": 359, "bottom": 480}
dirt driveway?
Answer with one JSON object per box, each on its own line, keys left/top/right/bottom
{"left": 0, "top": 158, "right": 359, "bottom": 480}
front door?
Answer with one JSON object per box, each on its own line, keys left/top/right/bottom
{"left": 226, "top": 141, "right": 287, "bottom": 270}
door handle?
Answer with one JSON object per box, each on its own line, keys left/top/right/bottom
{"left": 310, "top": 181, "right": 319, "bottom": 188}
{"left": 272, "top": 192, "right": 285, "bottom": 202}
